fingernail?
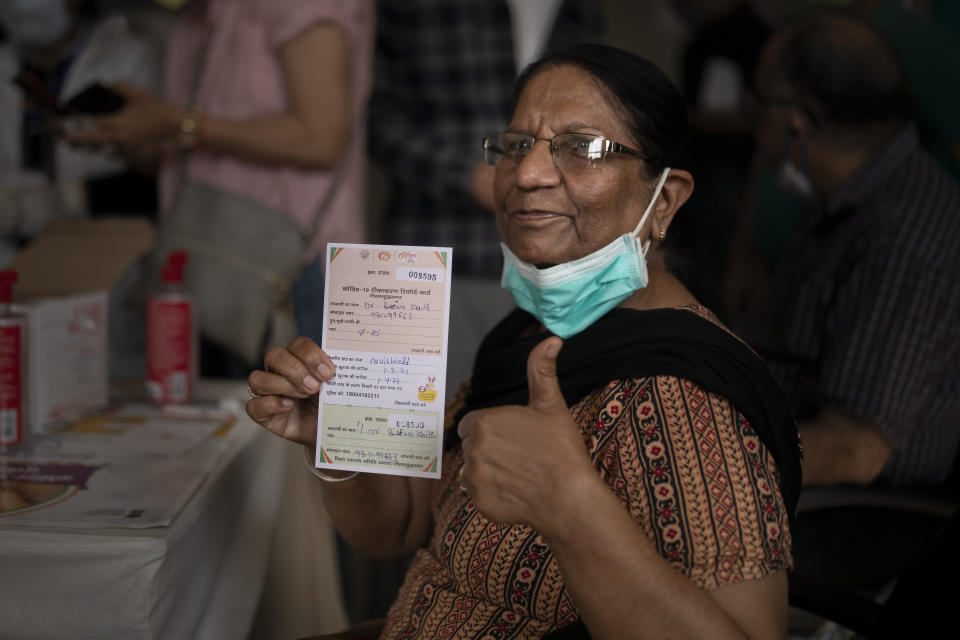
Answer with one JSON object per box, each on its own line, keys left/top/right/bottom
{"left": 303, "top": 375, "right": 320, "bottom": 391}
{"left": 281, "top": 398, "right": 294, "bottom": 408}
{"left": 317, "top": 363, "right": 333, "bottom": 379}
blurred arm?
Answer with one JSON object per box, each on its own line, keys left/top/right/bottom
{"left": 799, "top": 411, "right": 892, "bottom": 486}
{"left": 190, "top": 20, "right": 352, "bottom": 168}
{"left": 66, "top": 21, "right": 352, "bottom": 170}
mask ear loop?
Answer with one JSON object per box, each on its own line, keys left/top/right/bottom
{"left": 631, "top": 167, "right": 671, "bottom": 255}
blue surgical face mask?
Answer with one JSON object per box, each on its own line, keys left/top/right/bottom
{"left": 501, "top": 167, "right": 671, "bottom": 338}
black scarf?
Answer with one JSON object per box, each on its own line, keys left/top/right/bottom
{"left": 451, "top": 307, "right": 802, "bottom": 531}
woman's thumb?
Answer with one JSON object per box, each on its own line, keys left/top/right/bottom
{"left": 526, "top": 336, "right": 565, "bottom": 410}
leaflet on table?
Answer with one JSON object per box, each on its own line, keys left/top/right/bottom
{"left": 316, "top": 243, "right": 452, "bottom": 479}
{"left": 0, "top": 405, "right": 240, "bottom": 528}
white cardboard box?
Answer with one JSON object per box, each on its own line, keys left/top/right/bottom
{"left": 9, "top": 218, "right": 154, "bottom": 431}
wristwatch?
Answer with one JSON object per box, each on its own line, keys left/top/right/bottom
{"left": 178, "top": 109, "right": 204, "bottom": 150}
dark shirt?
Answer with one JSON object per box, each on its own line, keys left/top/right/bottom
{"left": 736, "top": 125, "right": 960, "bottom": 485}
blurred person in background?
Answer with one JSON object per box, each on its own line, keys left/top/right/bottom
{"left": 0, "top": 0, "right": 160, "bottom": 266}
{"left": 733, "top": 15, "right": 960, "bottom": 628}
{"left": 724, "top": 0, "right": 960, "bottom": 320}
{"left": 735, "top": 12, "right": 960, "bottom": 490}
{"left": 67, "top": 0, "right": 375, "bottom": 378}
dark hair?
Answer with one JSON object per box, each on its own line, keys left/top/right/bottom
{"left": 770, "top": 13, "right": 915, "bottom": 129}
{"left": 514, "top": 43, "right": 689, "bottom": 178}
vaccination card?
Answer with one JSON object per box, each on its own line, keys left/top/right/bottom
{"left": 315, "top": 243, "right": 453, "bottom": 478}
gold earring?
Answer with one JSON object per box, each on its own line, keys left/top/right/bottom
{"left": 659, "top": 228, "right": 666, "bottom": 242}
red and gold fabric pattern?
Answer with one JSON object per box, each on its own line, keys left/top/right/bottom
{"left": 381, "top": 373, "right": 793, "bottom": 639}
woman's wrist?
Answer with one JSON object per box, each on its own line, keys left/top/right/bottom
{"left": 302, "top": 445, "right": 359, "bottom": 483}
{"left": 176, "top": 107, "right": 205, "bottom": 151}
{"left": 534, "top": 466, "right": 610, "bottom": 543}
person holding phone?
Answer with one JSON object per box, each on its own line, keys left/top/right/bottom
{"left": 0, "top": 0, "right": 160, "bottom": 258}
{"left": 64, "top": 0, "right": 375, "bottom": 381}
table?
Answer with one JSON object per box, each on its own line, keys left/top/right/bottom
{"left": 0, "top": 381, "right": 287, "bottom": 640}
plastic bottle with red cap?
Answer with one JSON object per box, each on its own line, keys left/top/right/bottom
{"left": 0, "top": 270, "right": 28, "bottom": 450}
{"left": 146, "top": 251, "right": 196, "bottom": 404}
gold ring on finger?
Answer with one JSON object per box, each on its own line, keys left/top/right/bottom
{"left": 247, "top": 385, "right": 262, "bottom": 399}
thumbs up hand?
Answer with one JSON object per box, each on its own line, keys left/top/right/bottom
{"left": 457, "top": 337, "right": 602, "bottom": 533}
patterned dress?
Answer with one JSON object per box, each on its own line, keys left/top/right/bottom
{"left": 382, "top": 313, "right": 793, "bottom": 639}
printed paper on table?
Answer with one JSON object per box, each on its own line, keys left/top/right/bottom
{"left": 316, "top": 243, "right": 452, "bottom": 478}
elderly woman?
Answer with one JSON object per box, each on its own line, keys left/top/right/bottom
{"left": 246, "top": 44, "right": 801, "bottom": 639}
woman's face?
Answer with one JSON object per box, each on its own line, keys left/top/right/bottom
{"left": 494, "top": 65, "right": 655, "bottom": 266}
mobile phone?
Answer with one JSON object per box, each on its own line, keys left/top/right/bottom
{"left": 60, "top": 83, "right": 126, "bottom": 116}
{"left": 13, "top": 72, "right": 127, "bottom": 116}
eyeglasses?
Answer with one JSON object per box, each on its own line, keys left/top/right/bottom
{"left": 482, "top": 132, "right": 643, "bottom": 171}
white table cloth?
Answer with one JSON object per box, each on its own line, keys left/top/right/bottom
{"left": 0, "top": 382, "right": 286, "bottom": 640}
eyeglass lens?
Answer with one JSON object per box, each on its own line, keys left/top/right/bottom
{"left": 484, "top": 133, "right": 613, "bottom": 170}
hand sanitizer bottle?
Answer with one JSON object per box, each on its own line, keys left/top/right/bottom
{"left": 0, "top": 270, "right": 28, "bottom": 451}
{"left": 146, "top": 251, "right": 196, "bottom": 404}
